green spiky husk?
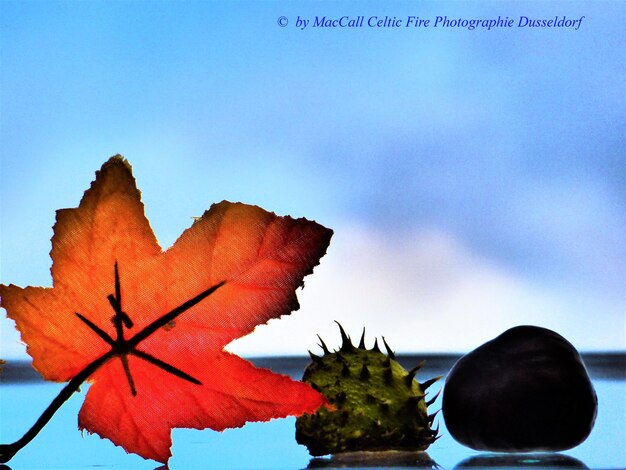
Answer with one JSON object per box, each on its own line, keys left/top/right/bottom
{"left": 296, "top": 325, "right": 439, "bottom": 456}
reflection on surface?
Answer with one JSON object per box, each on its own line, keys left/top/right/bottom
{"left": 1, "top": 356, "right": 623, "bottom": 469}
{"left": 455, "top": 453, "right": 588, "bottom": 468}
{"left": 308, "top": 450, "right": 438, "bottom": 468}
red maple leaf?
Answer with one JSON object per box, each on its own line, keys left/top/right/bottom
{"left": 0, "top": 156, "right": 332, "bottom": 463}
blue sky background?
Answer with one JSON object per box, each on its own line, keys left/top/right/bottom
{"left": 1, "top": 1, "right": 624, "bottom": 358}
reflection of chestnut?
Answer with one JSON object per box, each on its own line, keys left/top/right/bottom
{"left": 308, "top": 450, "right": 438, "bottom": 468}
{"left": 442, "top": 325, "right": 597, "bottom": 451}
{"left": 455, "top": 453, "right": 589, "bottom": 468}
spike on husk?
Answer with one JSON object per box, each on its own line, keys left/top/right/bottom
{"left": 382, "top": 336, "right": 396, "bottom": 359}
{"left": 335, "top": 321, "right": 355, "bottom": 352}
{"left": 317, "top": 335, "right": 330, "bottom": 355}
{"left": 420, "top": 376, "right": 442, "bottom": 392}
{"left": 360, "top": 364, "right": 370, "bottom": 380}
{"left": 425, "top": 389, "right": 442, "bottom": 407}
{"left": 309, "top": 351, "right": 323, "bottom": 364}
{"left": 428, "top": 410, "right": 440, "bottom": 424}
{"left": 406, "top": 395, "right": 424, "bottom": 408}
{"left": 405, "top": 360, "right": 426, "bottom": 386}
{"left": 297, "top": 326, "right": 440, "bottom": 456}
{"left": 383, "top": 365, "right": 393, "bottom": 383}
{"left": 358, "top": 328, "right": 366, "bottom": 349}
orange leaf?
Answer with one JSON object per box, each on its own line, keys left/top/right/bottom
{"left": 0, "top": 156, "right": 332, "bottom": 463}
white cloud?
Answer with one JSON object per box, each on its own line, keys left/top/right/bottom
{"left": 2, "top": 223, "right": 622, "bottom": 360}
{"left": 228, "top": 223, "right": 623, "bottom": 356}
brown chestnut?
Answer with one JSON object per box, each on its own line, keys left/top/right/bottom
{"left": 442, "top": 325, "right": 597, "bottom": 451}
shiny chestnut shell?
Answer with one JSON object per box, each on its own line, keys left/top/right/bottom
{"left": 442, "top": 325, "right": 597, "bottom": 451}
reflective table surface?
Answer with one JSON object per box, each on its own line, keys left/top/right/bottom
{"left": 1, "top": 354, "right": 624, "bottom": 469}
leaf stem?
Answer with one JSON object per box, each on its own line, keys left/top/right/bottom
{"left": 0, "top": 352, "right": 114, "bottom": 464}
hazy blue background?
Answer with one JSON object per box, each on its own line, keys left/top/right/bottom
{"left": 1, "top": 1, "right": 624, "bottom": 359}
